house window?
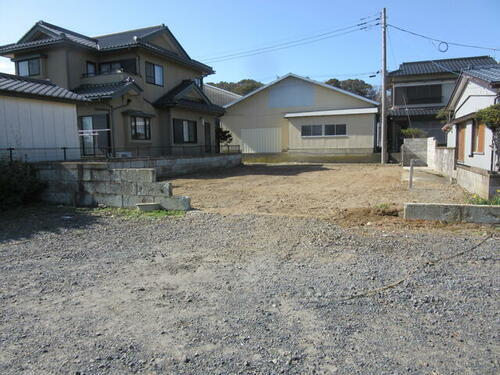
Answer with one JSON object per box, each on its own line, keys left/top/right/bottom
{"left": 194, "top": 77, "right": 203, "bottom": 87}
{"left": 131, "top": 116, "right": 151, "bottom": 140}
{"left": 145, "top": 62, "right": 164, "bottom": 86}
{"left": 301, "top": 125, "right": 323, "bottom": 137}
{"left": 17, "top": 58, "right": 40, "bottom": 76}
{"left": 99, "top": 59, "right": 136, "bottom": 75}
{"left": 472, "top": 121, "right": 485, "bottom": 154}
{"left": 86, "top": 61, "right": 97, "bottom": 77}
{"left": 173, "top": 119, "right": 197, "bottom": 143}
{"left": 324, "top": 124, "right": 347, "bottom": 136}
{"left": 394, "top": 84, "right": 442, "bottom": 105}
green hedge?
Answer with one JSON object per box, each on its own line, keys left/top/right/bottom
{"left": 0, "top": 159, "right": 46, "bottom": 210}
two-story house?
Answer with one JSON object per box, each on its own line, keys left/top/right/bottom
{"left": 0, "top": 21, "right": 225, "bottom": 157}
{"left": 387, "top": 56, "right": 496, "bottom": 153}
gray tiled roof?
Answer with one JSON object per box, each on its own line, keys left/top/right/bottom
{"left": 0, "top": 72, "right": 88, "bottom": 102}
{"left": 389, "top": 107, "right": 441, "bottom": 117}
{"left": 154, "top": 80, "right": 224, "bottom": 115}
{"left": 203, "top": 84, "right": 241, "bottom": 106}
{"left": 73, "top": 79, "right": 142, "bottom": 100}
{"left": 94, "top": 25, "right": 164, "bottom": 49}
{"left": 462, "top": 64, "right": 500, "bottom": 84}
{"left": 0, "top": 21, "right": 213, "bottom": 74}
{"left": 389, "top": 56, "right": 497, "bottom": 76}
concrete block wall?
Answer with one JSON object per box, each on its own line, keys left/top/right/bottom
{"left": 402, "top": 138, "right": 428, "bottom": 166}
{"left": 107, "top": 154, "right": 242, "bottom": 179}
{"left": 35, "top": 162, "right": 189, "bottom": 209}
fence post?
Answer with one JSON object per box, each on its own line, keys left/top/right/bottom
{"left": 8, "top": 147, "right": 14, "bottom": 162}
{"left": 408, "top": 158, "right": 415, "bottom": 190}
{"left": 62, "top": 147, "right": 67, "bottom": 161}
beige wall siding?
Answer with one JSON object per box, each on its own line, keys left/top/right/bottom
{"left": 222, "top": 76, "right": 376, "bottom": 152}
{"left": 288, "top": 114, "right": 376, "bottom": 152}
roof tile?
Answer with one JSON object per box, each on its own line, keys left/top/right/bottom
{"left": 389, "top": 56, "right": 497, "bottom": 76}
{"left": 0, "top": 73, "right": 87, "bottom": 102}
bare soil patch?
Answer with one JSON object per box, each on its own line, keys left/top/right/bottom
{"left": 171, "top": 163, "right": 467, "bottom": 228}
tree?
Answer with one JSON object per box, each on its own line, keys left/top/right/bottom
{"left": 216, "top": 127, "right": 233, "bottom": 145}
{"left": 207, "top": 79, "right": 264, "bottom": 96}
{"left": 325, "top": 78, "right": 377, "bottom": 100}
{"left": 475, "top": 103, "right": 500, "bottom": 171}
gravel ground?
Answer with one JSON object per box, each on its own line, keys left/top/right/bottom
{"left": 0, "top": 206, "right": 498, "bottom": 374}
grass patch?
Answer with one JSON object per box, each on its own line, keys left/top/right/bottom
{"left": 85, "top": 207, "right": 185, "bottom": 219}
{"left": 467, "top": 193, "right": 500, "bottom": 206}
{"left": 376, "top": 203, "right": 391, "bottom": 210}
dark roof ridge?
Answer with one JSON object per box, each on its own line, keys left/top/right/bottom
{"left": 92, "top": 24, "right": 164, "bottom": 39}
{"left": 37, "top": 20, "right": 97, "bottom": 42}
{"left": 401, "top": 55, "right": 494, "bottom": 65}
{"left": 0, "top": 72, "right": 56, "bottom": 86}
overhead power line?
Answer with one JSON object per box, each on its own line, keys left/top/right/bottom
{"left": 197, "top": 16, "right": 379, "bottom": 60}
{"left": 203, "top": 19, "right": 380, "bottom": 64}
{"left": 388, "top": 24, "right": 500, "bottom": 52}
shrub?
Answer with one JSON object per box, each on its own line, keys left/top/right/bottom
{"left": 475, "top": 104, "right": 500, "bottom": 171}
{"left": 401, "top": 128, "right": 427, "bottom": 138}
{"left": 0, "top": 159, "right": 46, "bottom": 210}
{"left": 467, "top": 193, "right": 500, "bottom": 206}
{"left": 216, "top": 127, "right": 233, "bottom": 145}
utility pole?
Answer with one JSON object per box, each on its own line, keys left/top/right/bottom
{"left": 380, "top": 7, "right": 388, "bottom": 164}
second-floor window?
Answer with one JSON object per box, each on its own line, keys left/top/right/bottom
{"left": 145, "top": 62, "right": 164, "bottom": 86}
{"left": 394, "top": 84, "right": 442, "bottom": 105}
{"left": 99, "top": 59, "right": 136, "bottom": 75}
{"left": 17, "top": 58, "right": 40, "bottom": 77}
{"left": 86, "top": 62, "right": 97, "bottom": 77}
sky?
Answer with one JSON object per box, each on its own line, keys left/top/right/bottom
{"left": 0, "top": 0, "right": 499, "bottom": 87}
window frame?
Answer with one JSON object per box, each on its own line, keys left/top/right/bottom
{"left": 86, "top": 61, "right": 97, "bottom": 77}
{"left": 130, "top": 116, "right": 152, "bottom": 141}
{"left": 472, "top": 120, "right": 485, "bottom": 155}
{"left": 17, "top": 57, "right": 40, "bottom": 77}
{"left": 301, "top": 124, "right": 348, "bottom": 138}
{"left": 173, "top": 119, "right": 197, "bottom": 144}
{"left": 145, "top": 62, "right": 164, "bottom": 86}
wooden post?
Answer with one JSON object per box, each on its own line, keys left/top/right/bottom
{"left": 408, "top": 159, "right": 415, "bottom": 190}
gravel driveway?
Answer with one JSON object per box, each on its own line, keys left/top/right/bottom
{"left": 0, "top": 205, "right": 498, "bottom": 374}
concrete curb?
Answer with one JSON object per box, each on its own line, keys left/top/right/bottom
{"left": 404, "top": 203, "right": 500, "bottom": 224}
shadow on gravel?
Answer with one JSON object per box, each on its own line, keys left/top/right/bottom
{"left": 0, "top": 204, "right": 100, "bottom": 244}
{"left": 169, "top": 164, "right": 329, "bottom": 180}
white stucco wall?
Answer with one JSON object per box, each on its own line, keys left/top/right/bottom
{"left": 0, "top": 95, "right": 80, "bottom": 161}
{"left": 451, "top": 80, "right": 497, "bottom": 171}
{"left": 460, "top": 120, "right": 494, "bottom": 170}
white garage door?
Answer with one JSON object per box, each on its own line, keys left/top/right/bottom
{"left": 241, "top": 127, "right": 281, "bottom": 153}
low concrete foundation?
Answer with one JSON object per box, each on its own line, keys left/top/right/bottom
{"left": 404, "top": 203, "right": 500, "bottom": 224}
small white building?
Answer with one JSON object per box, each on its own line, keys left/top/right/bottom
{"left": 442, "top": 64, "right": 500, "bottom": 198}
{"left": 0, "top": 73, "right": 88, "bottom": 161}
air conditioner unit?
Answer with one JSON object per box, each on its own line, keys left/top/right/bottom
{"left": 116, "top": 151, "right": 132, "bottom": 158}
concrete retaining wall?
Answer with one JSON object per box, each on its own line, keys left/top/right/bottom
{"left": 107, "top": 154, "right": 242, "bottom": 179}
{"left": 427, "top": 138, "right": 455, "bottom": 178}
{"left": 36, "top": 162, "right": 190, "bottom": 210}
{"left": 456, "top": 165, "right": 500, "bottom": 200}
{"left": 402, "top": 138, "right": 428, "bottom": 166}
{"left": 404, "top": 203, "right": 500, "bottom": 224}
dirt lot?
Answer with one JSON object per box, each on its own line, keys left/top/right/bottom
{"left": 1, "top": 164, "right": 498, "bottom": 374}
{"left": 172, "top": 163, "right": 467, "bottom": 227}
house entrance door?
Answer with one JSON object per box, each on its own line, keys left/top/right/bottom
{"left": 457, "top": 124, "right": 466, "bottom": 162}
